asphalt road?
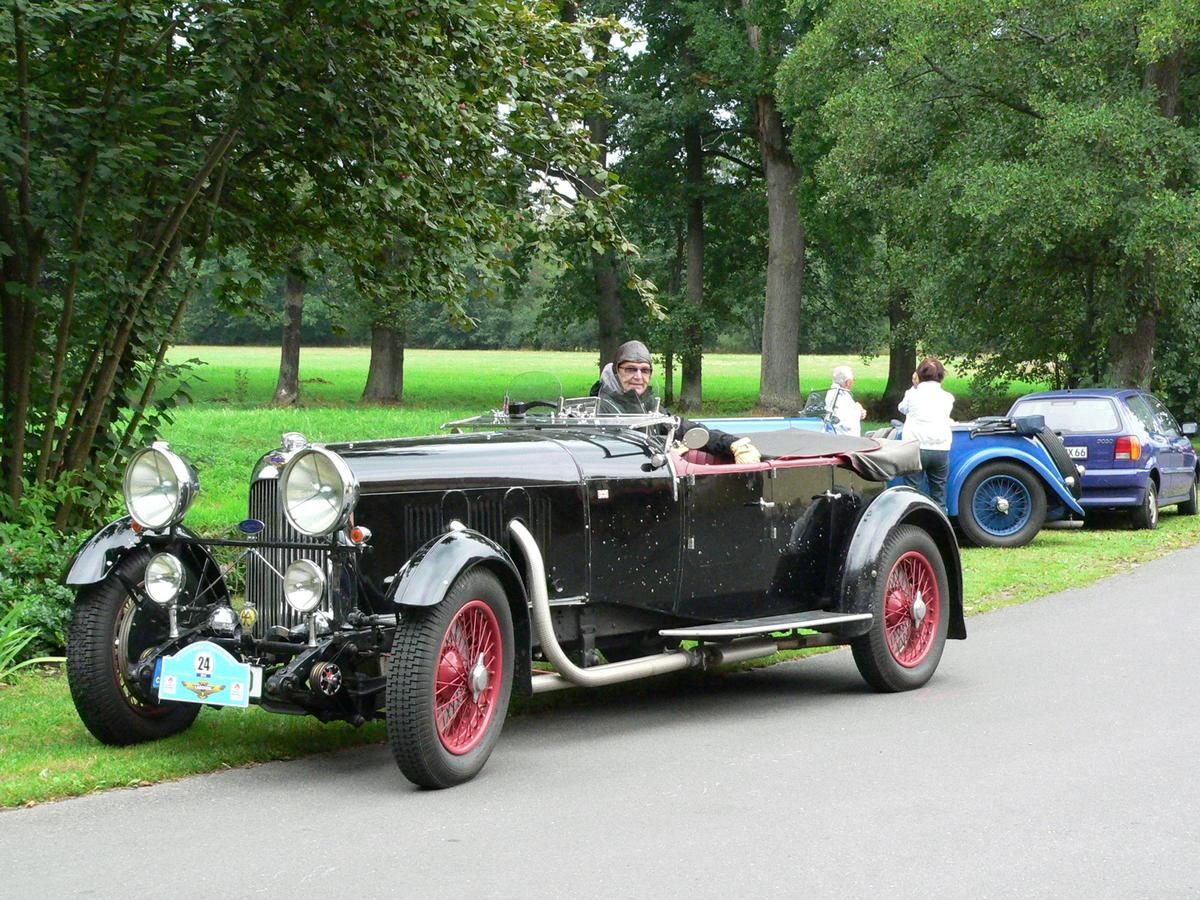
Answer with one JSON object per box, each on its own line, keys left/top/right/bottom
{"left": 4, "top": 546, "right": 1199, "bottom": 899}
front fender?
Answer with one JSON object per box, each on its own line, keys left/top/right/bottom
{"left": 839, "top": 487, "right": 966, "bottom": 640}
{"left": 63, "top": 517, "right": 229, "bottom": 606}
{"left": 388, "top": 526, "right": 533, "bottom": 697}
{"left": 947, "top": 446, "right": 1085, "bottom": 518}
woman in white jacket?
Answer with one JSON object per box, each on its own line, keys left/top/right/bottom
{"left": 899, "top": 357, "right": 955, "bottom": 511}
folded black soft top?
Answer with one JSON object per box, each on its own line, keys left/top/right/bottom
{"left": 750, "top": 428, "right": 922, "bottom": 481}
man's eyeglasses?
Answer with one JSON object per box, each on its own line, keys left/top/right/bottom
{"left": 618, "top": 365, "right": 652, "bottom": 376}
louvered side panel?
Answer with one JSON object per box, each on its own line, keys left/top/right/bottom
{"left": 531, "top": 494, "right": 552, "bottom": 556}
{"left": 403, "top": 502, "right": 443, "bottom": 561}
{"left": 471, "top": 495, "right": 504, "bottom": 546}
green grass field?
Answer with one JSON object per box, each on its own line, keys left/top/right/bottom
{"left": 3, "top": 345, "right": 1196, "bottom": 808}
{"left": 168, "top": 345, "right": 928, "bottom": 409}
{"left": 162, "top": 346, "right": 1041, "bottom": 529}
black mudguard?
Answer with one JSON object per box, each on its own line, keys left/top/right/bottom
{"left": 62, "top": 517, "right": 230, "bottom": 606}
{"left": 387, "top": 526, "right": 533, "bottom": 696}
{"left": 838, "top": 487, "right": 966, "bottom": 640}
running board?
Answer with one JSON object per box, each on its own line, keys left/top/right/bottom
{"left": 659, "top": 611, "right": 872, "bottom": 640}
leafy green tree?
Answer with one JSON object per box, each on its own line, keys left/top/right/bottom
{"left": 683, "top": 0, "right": 817, "bottom": 411}
{"left": 0, "top": 0, "right": 629, "bottom": 522}
{"left": 784, "top": 0, "right": 1200, "bottom": 392}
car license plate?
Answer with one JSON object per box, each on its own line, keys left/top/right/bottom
{"left": 1066, "top": 446, "right": 1088, "bottom": 459}
{"left": 155, "top": 640, "right": 261, "bottom": 708}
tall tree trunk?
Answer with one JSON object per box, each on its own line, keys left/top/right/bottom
{"left": 882, "top": 295, "right": 915, "bottom": 416}
{"left": 753, "top": 93, "right": 804, "bottom": 413}
{"left": 362, "top": 322, "right": 406, "bottom": 403}
{"left": 743, "top": 6, "right": 804, "bottom": 413}
{"left": 1107, "top": 307, "right": 1157, "bottom": 387}
{"left": 679, "top": 122, "right": 705, "bottom": 411}
{"left": 272, "top": 266, "right": 306, "bottom": 406}
{"left": 593, "top": 248, "right": 622, "bottom": 368}
{"left": 561, "top": 4, "right": 623, "bottom": 368}
{"left": 1108, "top": 51, "right": 1182, "bottom": 388}
{"left": 663, "top": 222, "right": 684, "bottom": 406}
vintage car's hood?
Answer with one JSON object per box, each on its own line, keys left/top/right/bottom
{"left": 325, "top": 430, "right": 583, "bottom": 492}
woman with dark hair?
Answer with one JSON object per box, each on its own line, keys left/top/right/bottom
{"left": 898, "top": 356, "right": 955, "bottom": 510}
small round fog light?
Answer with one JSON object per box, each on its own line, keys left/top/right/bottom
{"left": 209, "top": 606, "right": 238, "bottom": 636}
{"left": 145, "top": 553, "right": 184, "bottom": 605}
{"left": 283, "top": 560, "right": 326, "bottom": 614}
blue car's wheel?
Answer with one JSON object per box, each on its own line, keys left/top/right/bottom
{"left": 957, "top": 461, "right": 1047, "bottom": 548}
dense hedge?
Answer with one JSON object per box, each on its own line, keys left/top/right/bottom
{"left": 0, "top": 485, "right": 94, "bottom": 661}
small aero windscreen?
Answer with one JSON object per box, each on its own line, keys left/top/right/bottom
{"left": 1011, "top": 398, "right": 1120, "bottom": 434}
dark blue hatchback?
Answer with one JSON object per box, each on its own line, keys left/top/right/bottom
{"left": 1008, "top": 389, "right": 1199, "bottom": 529}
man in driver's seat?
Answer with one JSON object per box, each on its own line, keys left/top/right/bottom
{"left": 590, "top": 340, "right": 761, "bottom": 464}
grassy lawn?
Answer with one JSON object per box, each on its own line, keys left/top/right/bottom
{"left": 3, "top": 346, "right": 1194, "bottom": 808}
{"left": 164, "top": 346, "right": 1040, "bottom": 529}
{"left": 7, "top": 509, "right": 1198, "bottom": 808}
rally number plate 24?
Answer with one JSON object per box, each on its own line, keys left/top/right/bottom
{"left": 155, "top": 640, "right": 261, "bottom": 708}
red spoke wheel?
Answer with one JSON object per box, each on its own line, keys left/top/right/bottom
{"left": 882, "top": 551, "right": 941, "bottom": 668}
{"left": 433, "top": 600, "right": 502, "bottom": 754}
{"left": 387, "top": 568, "right": 514, "bottom": 789}
{"left": 851, "top": 525, "right": 950, "bottom": 692}
{"left": 67, "top": 549, "right": 200, "bottom": 745}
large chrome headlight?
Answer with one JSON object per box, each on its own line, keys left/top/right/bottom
{"left": 123, "top": 443, "right": 199, "bottom": 530}
{"left": 279, "top": 447, "right": 358, "bottom": 536}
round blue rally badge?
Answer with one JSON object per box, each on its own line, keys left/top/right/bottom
{"left": 238, "top": 519, "right": 266, "bottom": 535}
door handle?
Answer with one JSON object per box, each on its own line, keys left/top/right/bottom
{"left": 748, "top": 498, "right": 776, "bottom": 509}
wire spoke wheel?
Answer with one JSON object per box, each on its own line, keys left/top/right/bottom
{"left": 959, "top": 461, "right": 1046, "bottom": 548}
{"left": 387, "top": 568, "right": 514, "bottom": 789}
{"left": 851, "top": 525, "right": 951, "bottom": 692}
{"left": 67, "top": 549, "right": 200, "bottom": 745}
{"left": 113, "top": 592, "right": 173, "bottom": 718}
{"left": 971, "top": 474, "right": 1032, "bottom": 537}
{"left": 433, "top": 600, "right": 502, "bottom": 755}
{"left": 883, "top": 551, "right": 941, "bottom": 667}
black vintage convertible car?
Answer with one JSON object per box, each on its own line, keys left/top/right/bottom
{"left": 64, "top": 376, "right": 965, "bottom": 788}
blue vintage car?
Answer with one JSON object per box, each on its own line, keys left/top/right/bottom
{"left": 1008, "top": 389, "right": 1199, "bottom": 529}
{"left": 701, "top": 413, "right": 1085, "bottom": 548}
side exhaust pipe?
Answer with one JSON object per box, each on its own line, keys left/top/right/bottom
{"left": 508, "top": 520, "right": 822, "bottom": 694}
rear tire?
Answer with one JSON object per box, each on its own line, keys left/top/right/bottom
{"left": 850, "top": 525, "right": 950, "bottom": 692}
{"left": 386, "top": 568, "right": 514, "bottom": 789}
{"left": 1179, "top": 477, "right": 1198, "bottom": 516}
{"left": 957, "top": 461, "right": 1046, "bottom": 548}
{"left": 67, "top": 550, "right": 201, "bottom": 745}
{"left": 1132, "top": 482, "right": 1159, "bottom": 530}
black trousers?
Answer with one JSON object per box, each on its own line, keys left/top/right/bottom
{"left": 902, "top": 448, "right": 950, "bottom": 511}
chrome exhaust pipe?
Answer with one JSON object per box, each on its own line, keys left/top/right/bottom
{"left": 509, "top": 520, "right": 822, "bottom": 694}
{"left": 509, "top": 520, "right": 698, "bottom": 693}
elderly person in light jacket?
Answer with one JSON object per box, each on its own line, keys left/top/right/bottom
{"left": 824, "top": 365, "right": 868, "bottom": 436}
{"left": 591, "top": 340, "right": 761, "bottom": 464}
{"left": 899, "top": 356, "right": 955, "bottom": 511}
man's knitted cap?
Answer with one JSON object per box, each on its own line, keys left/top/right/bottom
{"left": 613, "top": 340, "right": 651, "bottom": 367}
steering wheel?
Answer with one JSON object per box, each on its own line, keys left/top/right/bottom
{"left": 507, "top": 400, "right": 559, "bottom": 416}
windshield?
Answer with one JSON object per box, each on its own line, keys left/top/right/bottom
{"left": 1010, "top": 397, "right": 1121, "bottom": 434}
{"left": 443, "top": 372, "right": 677, "bottom": 435}
{"left": 503, "top": 372, "right": 563, "bottom": 416}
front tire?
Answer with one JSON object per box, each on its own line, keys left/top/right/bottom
{"left": 1132, "top": 482, "right": 1159, "bottom": 530}
{"left": 67, "top": 549, "right": 201, "bottom": 745}
{"left": 957, "top": 461, "right": 1046, "bottom": 548}
{"left": 1179, "top": 476, "right": 1198, "bottom": 516}
{"left": 386, "top": 568, "right": 514, "bottom": 789}
{"left": 850, "top": 525, "right": 950, "bottom": 692}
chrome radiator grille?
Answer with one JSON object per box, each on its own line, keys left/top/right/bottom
{"left": 246, "top": 478, "right": 331, "bottom": 637}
